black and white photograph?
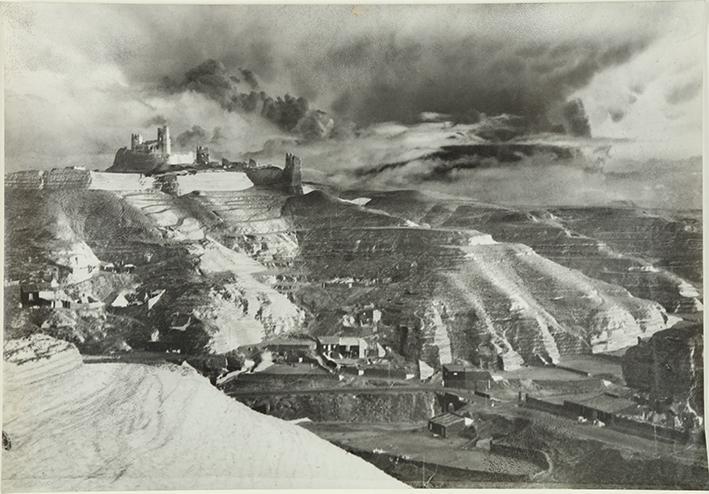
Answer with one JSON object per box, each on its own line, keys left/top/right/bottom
{"left": 1, "top": 1, "right": 706, "bottom": 490}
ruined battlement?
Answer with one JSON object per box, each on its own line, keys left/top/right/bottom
{"left": 239, "top": 153, "right": 303, "bottom": 194}
{"left": 131, "top": 125, "right": 171, "bottom": 157}
{"left": 283, "top": 152, "right": 303, "bottom": 195}
{"left": 109, "top": 125, "right": 180, "bottom": 173}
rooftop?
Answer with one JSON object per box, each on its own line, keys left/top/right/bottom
{"left": 319, "top": 336, "right": 365, "bottom": 346}
{"left": 428, "top": 412, "right": 466, "bottom": 427}
{"left": 265, "top": 338, "right": 316, "bottom": 348}
{"left": 569, "top": 393, "right": 639, "bottom": 415}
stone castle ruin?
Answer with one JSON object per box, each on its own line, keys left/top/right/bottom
{"left": 112, "top": 125, "right": 194, "bottom": 173}
{"left": 130, "top": 126, "right": 171, "bottom": 160}
{"left": 283, "top": 153, "right": 303, "bottom": 195}
{"left": 7, "top": 122, "right": 303, "bottom": 196}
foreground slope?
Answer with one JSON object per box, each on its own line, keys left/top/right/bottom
{"left": 2, "top": 335, "right": 405, "bottom": 491}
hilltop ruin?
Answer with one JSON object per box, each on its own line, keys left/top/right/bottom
{"left": 8, "top": 124, "right": 304, "bottom": 196}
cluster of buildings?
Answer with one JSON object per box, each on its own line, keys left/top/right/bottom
{"left": 20, "top": 283, "right": 102, "bottom": 310}
{"left": 263, "top": 336, "right": 372, "bottom": 363}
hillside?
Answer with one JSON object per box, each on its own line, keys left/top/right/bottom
{"left": 6, "top": 173, "right": 694, "bottom": 371}
{"left": 356, "top": 190, "right": 703, "bottom": 314}
{"left": 2, "top": 334, "right": 406, "bottom": 490}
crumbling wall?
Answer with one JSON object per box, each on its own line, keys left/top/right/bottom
{"left": 45, "top": 169, "right": 92, "bottom": 189}
{"left": 89, "top": 172, "right": 155, "bottom": 191}
{"left": 245, "top": 166, "right": 284, "bottom": 186}
{"left": 243, "top": 153, "right": 303, "bottom": 194}
{"left": 5, "top": 170, "right": 45, "bottom": 189}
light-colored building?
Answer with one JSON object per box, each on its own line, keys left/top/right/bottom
{"left": 319, "top": 336, "right": 368, "bottom": 359}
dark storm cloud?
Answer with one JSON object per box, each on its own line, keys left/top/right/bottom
{"left": 239, "top": 69, "right": 259, "bottom": 90}
{"left": 176, "top": 125, "right": 209, "bottom": 149}
{"left": 85, "top": 5, "right": 654, "bottom": 137}
{"left": 10, "top": 2, "right": 699, "bottom": 175}
{"left": 315, "top": 34, "right": 651, "bottom": 130}
{"left": 561, "top": 99, "right": 592, "bottom": 137}
{"left": 162, "top": 58, "right": 339, "bottom": 141}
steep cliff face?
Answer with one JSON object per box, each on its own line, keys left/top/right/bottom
{"left": 622, "top": 323, "right": 704, "bottom": 426}
{"left": 2, "top": 335, "right": 405, "bottom": 490}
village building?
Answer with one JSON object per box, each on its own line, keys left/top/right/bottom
{"left": 73, "top": 292, "right": 103, "bottom": 310}
{"left": 563, "top": 393, "right": 641, "bottom": 424}
{"left": 20, "top": 283, "right": 71, "bottom": 309}
{"left": 264, "top": 338, "right": 317, "bottom": 363}
{"left": 427, "top": 412, "right": 467, "bottom": 438}
{"left": 319, "top": 336, "right": 368, "bottom": 359}
{"left": 419, "top": 360, "right": 435, "bottom": 380}
{"left": 146, "top": 289, "right": 166, "bottom": 310}
{"left": 110, "top": 292, "right": 130, "bottom": 308}
{"left": 442, "top": 364, "right": 492, "bottom": 390}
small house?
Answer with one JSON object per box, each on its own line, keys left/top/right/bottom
{"left": 20, "top": 284, "right": 71, "bottom": 309}
{"left": 146, "top": 289, "right": 166, "bottom": 310}
{"left": 264, "top": 338, "right": 317, "bottom": 363}
{"left": 101, "top": 262, "right": 116, "bottom": 273}
{"left": 428, "top": 412, "right": 466, "bottom": 438}
{"left": 319, "top": 336, "right": 368, "bottom": 359}
{"left": 563, "top": 393, "right": 640, "bottom": 424}
{"left": 442, "top": 364, "right": 492, "bottom": 390}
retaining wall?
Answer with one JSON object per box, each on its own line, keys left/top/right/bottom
{"left": 489, "top": 442, "right": 551, "bottom": 473}
{"left": 523, "top": 396, "right": 572, "bottom": 417}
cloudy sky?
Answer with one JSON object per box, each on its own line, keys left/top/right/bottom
{"left": 3, "top": 1, "right": 704, "bottom": 202}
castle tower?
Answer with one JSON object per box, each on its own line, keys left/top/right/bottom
{"left": 196, "top": 146, "right": 210, "bottom": 166}
{"left": 130, "top": 133, "right": 143, "bottom": 150}
{"left": 283, "top": 152, "right": 303, "bottom": 195}
{"left": 156, "top": 125, "right": 171, "bottom": 157}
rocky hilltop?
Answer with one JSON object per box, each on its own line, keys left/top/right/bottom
{"left": 2, "top": 334, "right": 405, "bottom": 490}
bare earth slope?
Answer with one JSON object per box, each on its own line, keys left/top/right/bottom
{"left": 356, "top": 190, "right": 702, "bottom": 315}
{"left": 182, "top": 188, "right": 675, "bottom": 367}
{"left": 2, "top": 335, "right": 405, "bottom": 491}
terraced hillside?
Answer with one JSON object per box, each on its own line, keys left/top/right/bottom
{"left": 354, "top": 190, "right": 702, "bottom": 315}
{"left": 167, "top": 186, "right": 678, "bottom": 369}
{"left": 4, "top": 186, "right": 303, "bottom": 355}
{"left": 5, "top": 175, "right": 695, "bottom": 370}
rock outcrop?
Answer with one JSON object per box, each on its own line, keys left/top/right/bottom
{"left": 109, "top": 147, "right": 167, "bottom": 174}
{"left": 622, "top": 322, "right": 704, "bottom": 427}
